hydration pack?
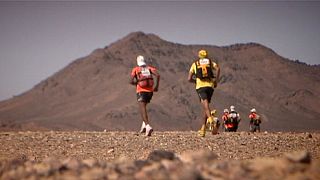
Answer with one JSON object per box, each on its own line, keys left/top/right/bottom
{"left": 195, "top": 58, "right": 215, "bottom": 79}
{"left": 229, "top": 111, "right": 239, "bottom": 123}
{"left": 136, "top": 66, "right": 154, "bottom": 88}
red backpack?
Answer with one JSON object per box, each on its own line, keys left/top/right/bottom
{"left": 136, "top": 66, "right": 154, "bottom": 88}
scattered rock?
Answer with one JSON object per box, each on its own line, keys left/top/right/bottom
{"left": 80, "top": 168, "right": 106, "bottom": 180}
{"left": 82, "top": 159, "right": 98, "bottom": 168}
{"left": 148, "top": 150, "right": 176, "bottom": 162}
{"left": 0, "top": 131, "right": 319, "bottom": 179}
{"left": 62, "top": 158, "right": 82, "bottom": 171}
{"left": 285, "top": 151, "right": 311, "bottom": 164}
{"left": 179, "top": 149, "right": 218, "bottom": 164}
{"left": 33, "top": 163, "right": 51, "bottom": 176}
{"left": 107, "top": 148, "right": 114, "bottom": 154}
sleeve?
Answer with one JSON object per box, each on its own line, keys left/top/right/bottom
{"left": 130, "top": 67, "right": 137, "bottom": 78}
{"left": 189, "top": 63, "right": 195, "bottom": 73}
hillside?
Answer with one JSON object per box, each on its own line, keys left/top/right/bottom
{"left": 0, "top": 131, "right": 319, "bottom": 179}
{"left": 0, "top": 32, "right": 319, "bottom": 131}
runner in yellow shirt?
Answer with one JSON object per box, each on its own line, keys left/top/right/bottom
{"left": 188, "top": 49, "right": 220, "bottom": 137}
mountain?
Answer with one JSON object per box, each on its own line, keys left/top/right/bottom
{"left": 0, "top": 32, "right": 319, "bottom": 131}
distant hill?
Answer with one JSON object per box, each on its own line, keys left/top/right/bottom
{"left": 0, "top": 32, "right": 319, "bottom": 131}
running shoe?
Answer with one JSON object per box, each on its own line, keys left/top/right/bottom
{"left": 198, "top": 125, "right": 206, "bottom": 137}
{"left": 145, "top": 124, "right": 153, "bottom": 136}
{"left": 140, "top": 121, "right": 146, "bottom": 133}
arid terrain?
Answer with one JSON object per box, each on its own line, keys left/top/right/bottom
{"left": 0, "top": 32, "right": 319, "bottom": 132}
{"left": 1, "top": 131, "right": 319, "bottom": 179}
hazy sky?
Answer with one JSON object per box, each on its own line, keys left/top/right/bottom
{"left": 0, "top": 1, "right": 320, "bottom": 101}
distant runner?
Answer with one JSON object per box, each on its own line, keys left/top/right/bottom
{"left": 206, "top": 109, "right": 220, "bottom": 135}
{"left": 228, "top": 105, "right": 241, "bottom": 132}
{"left": 188, "top": 49, "right": 220, "bottom": 137}
{"left": 249, "top": 108, "right": 262, "bottom": 132}
{"left": 130, "top": 55, "right": 160, "bottom": 136}
{"left": 222, "top": 108, "right": 232, "bottom": 132}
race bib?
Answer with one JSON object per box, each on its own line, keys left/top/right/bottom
{"left": 199, "top": 58, "right": 210, "bottom": 65}
{"left": 140, "top": 67, "right": 151, "bottom": 77}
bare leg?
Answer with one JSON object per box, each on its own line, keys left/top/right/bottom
{"left": 198, "top": 99, "right": 212, "bottom": 137}
{"left": 138, "top": 101, "right": 149, "bottom": 125}
{"left": 201, "top": 99, "right": 211, "bottom": 125}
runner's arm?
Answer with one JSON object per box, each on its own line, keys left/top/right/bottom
{"left": 151, "top": 69, "right": 160, "bottom": 92}
{"left": 188, "top": 63, "right": 196, "bottom": 83}
{"left": 129, "top": 69, "right": 137, "bottom": 85}
{"left": 213, "top": 63, "right": 220, "bottom": 83}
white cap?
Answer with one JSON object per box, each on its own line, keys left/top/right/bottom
{"left": 137, "top": 55, "right": 146, "bottom": 66}
{"left": 251, "top": 108, "right": 256, "bottom": 113}
{"left": 223, "top": 109, "right": 229, "bottom": 113}
{"left": 230, "top": 105, "right": 235, "bottom": 111}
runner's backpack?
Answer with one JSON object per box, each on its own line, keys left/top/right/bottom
{"left": 136, "top": 66, "right": 154, "bottom": 88}
{"left": 195, "top": 58, "right": 215, "bottom": 79}
{"left": 229, "top": 111, "right": 239, "bottom": 123}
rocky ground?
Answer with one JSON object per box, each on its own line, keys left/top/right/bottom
{"left": 0, "top": 131, "right": 319, "bottom": 179}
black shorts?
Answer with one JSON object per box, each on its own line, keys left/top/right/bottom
{"left": 196, "top": 87, "right": 214, "bottom": 103}
{"left": 137, "top": 92, "right": 153, "bottom": 103}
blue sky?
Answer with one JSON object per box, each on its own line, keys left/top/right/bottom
{"left": 0, "top": 1, "right": 319, "bottom": 101}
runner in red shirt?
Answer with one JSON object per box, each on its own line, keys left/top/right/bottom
{"left": 130, "top": 55, "right": 160, "bottom": 136}
{"left": 249, "top": 108, "right": 262, "bottom": 132}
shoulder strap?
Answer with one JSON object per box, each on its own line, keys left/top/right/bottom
{"left": 195, "top": 59, "right": 199, "bottom": 66}
{"left": 194, "top": 60, "right": 199, "bottom": 74}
